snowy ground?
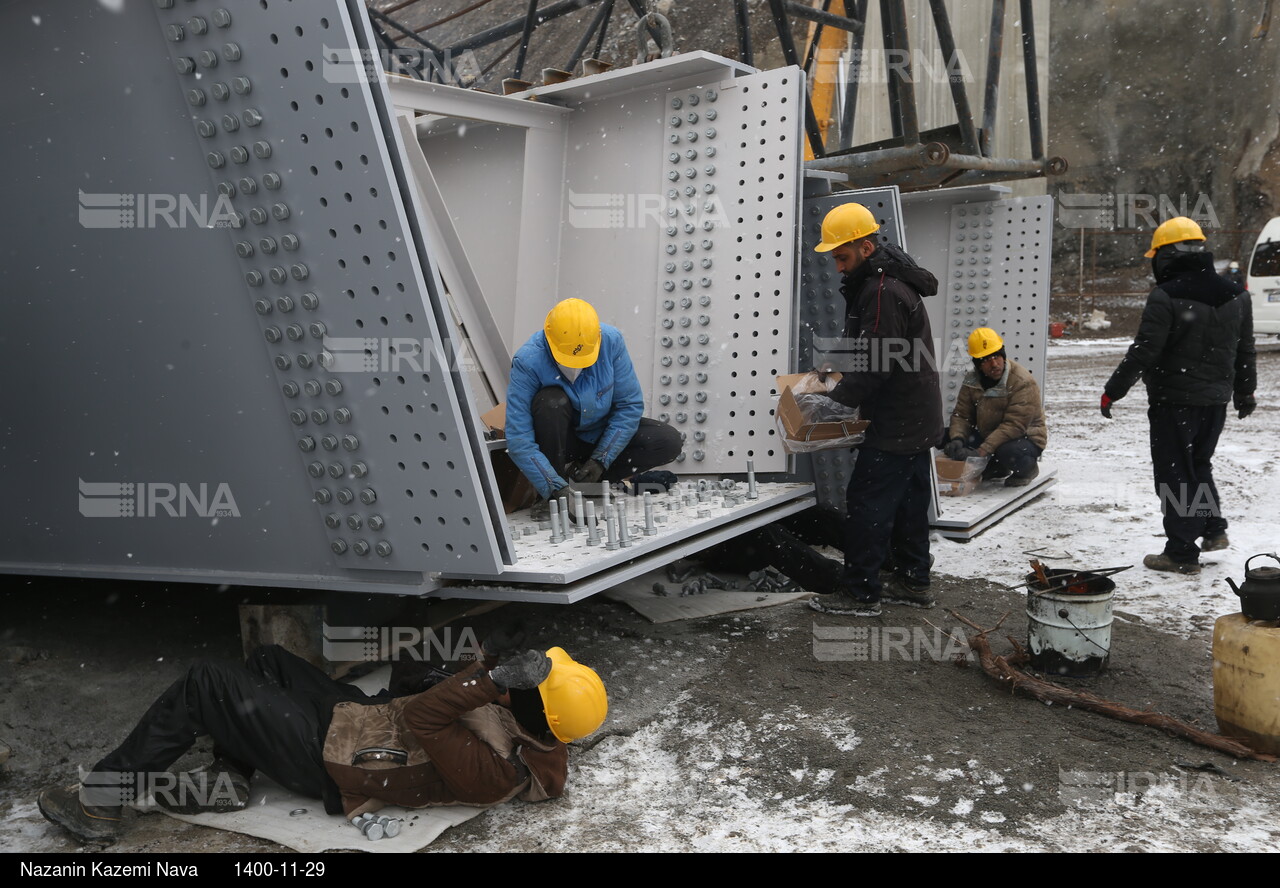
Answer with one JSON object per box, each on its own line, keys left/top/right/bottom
{"left": 3, "top": 340, "right": 1278, "bottom": 854}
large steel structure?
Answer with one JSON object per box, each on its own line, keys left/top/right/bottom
{"left": 0, "top": 0, "right": 1056, "bottom": 601}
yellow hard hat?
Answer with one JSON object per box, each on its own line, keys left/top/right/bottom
{"left": 814, "top": 202, "right": 880, "bottom": 253}
{"left": 538, "top": 647, "right": 608, "bottom": 743}
{"left": 544, "top": 299, "right": 601, "bottom": 368}
{"left": 1144, "top": 216, "right": 1205, "bottom": 258}
{"left": 967, "top": 327, "right": 1004, "bottom": 359}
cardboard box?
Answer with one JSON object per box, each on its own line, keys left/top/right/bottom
{"left": 935, "top": 456, "right": 981, "bottom": 497}
{"left": 775, "top": 373, "right": 870, "bottom": 453}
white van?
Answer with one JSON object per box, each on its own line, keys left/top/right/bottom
{"left": 1246, "top": 217, "right": 1280, "bottom": 335}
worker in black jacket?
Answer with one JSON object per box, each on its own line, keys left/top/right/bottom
{"left": 807, "top": 202, "right": 943, "bottom": 616}
{"left": 1102, "top": 217, "right": 1257, "bottom": 574}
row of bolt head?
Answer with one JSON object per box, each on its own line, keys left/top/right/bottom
{"left": 256, "top": 292, "right": 318, "bottom": 315}
{"left": 314, "top": 487, "right": 377, "bottom": 506}
{"left": 332, "top": 539, "right": 392, "bottom": 557}
{"left": 218, "top": 171, "right": 281, "bottom": 195}
{"left": 293, "top": 408, "right": 353, "bottom": 427}
{"left": 264, "top": 321, "right": 325, "bottom": 343}
{"left": 281, "top": 377, "right": 343, "bottom": 398}
{"left": 187, "top": 77, "right": 252, "bottom": 105}
{"left": 207, "top": 141, "right": 272, "bottom": 168}
{"left": 309, "top": 460, "right": 368, "bottom": 480}
{"left": 324, "top": 511, "right": 382, "bottom": 530}
{"left": 198, "top": 110, "right": 265, "bottom": 137}
{"left": 246, "top": 264, "right": 308, "bottom": 287}
{"left": 299, "top": 434, "right": 362, "bottom": 454}
{"left": 659, "top": 372, "right": 708, "bottom": 385}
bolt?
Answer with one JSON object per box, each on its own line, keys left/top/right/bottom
{"left": 375, "top": 541, "right": 392, "bottom": 557}
{"left": 298, "top": 436, "right": 316, "bottom": 452}
{"left": 211, "top": 8, "right": 232, "bottom": 28}
{"left": 286, "top": 323, "right": 304, "bottom": 341}
{"left": 188, "top": 16, "right": 208, "bottom": 35}
{"left": 311, "top": 408, "right": 328, "bottom": 424}
{"left": 291, "top": 264, "right": 309, "bottom": 281}
{"left": 368, "top": 515, "right": 385, "bottom": 531}
{"left": 342, "top": 435, "right": 359, "bottom": 452}
{"left": 327, "top": 463, "right": 343, "bottom": 479}
{"left": 268, "top": 267, "right": 287, "bottom": 284}
{"left": 347, "top": 514, "right": 363, "bottom": 531}
{"left": 307, "top": 461, "right": 324, "bottom": 478}
{"left": 232, "top": 77, "right": 252, "bottom": 95}
{"left": 320, "top": 434, "right": 338, "bottom": 451}
{"left": 301, "top": 292, "right": 320, "bottom": 311}
{"left": 211, "top": 82, "right": 230, "bottom": 101}
{"left": 359, "top": 488, "right": 377, "bottom": 505}
{"left": 260, "top": 238, "right": 277, "bottom": 255}
{"left": 281, "top": 234, "right": 300, "bottom": 251}
{"left": 325, "top": 379, "right": 343, "bottom": 396}
{"left": 296, "top": 353, "right": 313, "bottom": 369}
{"left": 747, "top": 459, "right": 758, "bottom": 499}
{"left": 337, "top": 488, "right": 354, "bottom": 505}
{"left": 351, "top": 462, "right": 368, "bottom": 478}
{"left": 315, "top": 488, "right": 331, "bottom": 504}
{"left": 334, "top": 408, "right": 352, "bottom": 423}
{"left": 289, "top": 409, "right": 307, "bottom": 426}
{"left": 223, "top": 42, "right": 242, "bottom": 61}
{"left": 254, "top": 140, "right": 272, "bottom": 159}
{"left": 229, "top": 146, "right": 249, "bottom": 165}
{"left": 276, "top": 295, "right": 295, "bottom": 313}
{"left": 166, "top": 23, "right": 184, "bottom": 42}
{"left": 324, "top": 513, "right": 340, "bottom": 529}
{"left": 282, "top": 382, "right": 300, "bottom": 398}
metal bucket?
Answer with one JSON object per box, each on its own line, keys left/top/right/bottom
{"left": 1025, "top": 569, "right": 1116, "bottom": 677}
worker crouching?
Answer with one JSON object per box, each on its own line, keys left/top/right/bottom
{"left": 943, "top": 327, "right": 1048, "bottom": 487}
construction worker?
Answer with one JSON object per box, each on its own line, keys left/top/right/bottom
{"left": 1102, "top": 217, "right": 1257, "bottom": 574}
{"left": 506, "top": 298, "right": 682, "bottom": 517}
{"left": 1224, "top": 260, "right": 1246, "bottom": 288}
{"left": 37, "top": 644, "right": 607, "bottom": 844}
{"left": 806, "top": 202, "right": 943, "bottom": 617}
{"left": 943, "top": 327, "right": 1048, "bottom": 487}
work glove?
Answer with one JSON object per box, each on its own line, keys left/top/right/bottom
{"left": 943, "top": 439, "right": 968, "bottom": 461}
{"left": 568, "top": 458, "right": 605, "bottom": 485}
{"left": 1235, "top": 392, "right": 1256, "bottom": 420}
{"left": 814, "top": 362, "right": 838, "bottom": 388}
{"left": 481, "top": 622, "right": 527, "bottom": 661}
{"left": 1100, "top": 394, "right": 1114, "bottom": 419}
{"left": 489, "top": 649, "right": 553, "bottom": 691}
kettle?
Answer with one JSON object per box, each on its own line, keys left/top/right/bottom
{"left": 1225, "top": 553, "right": 1280, "bottom": 621}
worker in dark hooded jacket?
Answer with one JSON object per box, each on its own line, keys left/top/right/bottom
{"left": 1102, "top": 216, "right": 1257, "bottom": 574}
{"left": 806, "top": 202, "right": 943, "bottom": 617}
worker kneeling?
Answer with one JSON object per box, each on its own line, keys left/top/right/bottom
{"left": 37, "top": 645, "right": 606, "bottom": 844}
{"left": 507, "top": 298, "right": 683, "bottom": 517}
{"left": 943, "top": 327, "right": 1048, "bottom": 487}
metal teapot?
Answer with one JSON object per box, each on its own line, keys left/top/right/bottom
{"left": 1225, "top": 553, "right": 1280, "bottom": 621}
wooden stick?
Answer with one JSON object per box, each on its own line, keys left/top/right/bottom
{"left": 958, "top": 625, "right": 1276, "bottom": 762}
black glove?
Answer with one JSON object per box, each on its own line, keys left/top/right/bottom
{"left": 481, "top": 622, "right": 527, "bottom": 660}
{"left": 568, "top": 458, "right": 605, "bottom": 484}
{"left": 489, "top": 649, "right": 552, "bottom": 691}
{"left": 943, "top": 439, "right": 967, "bottom": 460}
{"left": 1235, "top": 392, "right": 1256, "bottom": 420}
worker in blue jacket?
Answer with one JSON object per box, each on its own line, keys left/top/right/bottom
{"left": 506, "top": 299, "right": 682, "bottom": 518}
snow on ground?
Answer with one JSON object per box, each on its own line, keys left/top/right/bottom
{"left": 936, "top": 338, "right": 1280, "bottom": 638}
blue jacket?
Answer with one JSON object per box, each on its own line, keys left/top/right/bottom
{"left": 506, "top": 324, "right": 644, "bottom": 497}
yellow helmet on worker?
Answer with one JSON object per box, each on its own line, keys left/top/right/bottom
{"left": 967, "top": 327, "right": 1004, "bottom": 359}
{"left": 1144, "top": 216, "right": 1205, "bottom": 258}
{"left": 815, "top": 202, "right": 880, "bottom": 252}
{"left": 538, "top": 647, "right": 608, "bottom": 743}
{"left": 544, "top": 298, "right": 602, "bottom": 368}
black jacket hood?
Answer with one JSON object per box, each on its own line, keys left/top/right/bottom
{"left": 843, "top": 242, "right": 939, "bottom": 298}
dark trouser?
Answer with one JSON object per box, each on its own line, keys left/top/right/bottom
{"left": 532, "top": 386, "right": 683, "bottom": 482}
{"left": 842, "top": 447, "right": 933, "bottom": 600}
{"left": 960, "top": 433, "right": 1041, "bottom": 478}
{"left": 1149, "top": 403, "right": 1228, "bottom": 563}
{"left": 90, "top": 646, "right": 376, "bottom": 814}
{"left": 697, "top": 523, "right": 843, "bottom": 593}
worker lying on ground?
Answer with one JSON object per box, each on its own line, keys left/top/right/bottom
{"left": 942, "top": 327, "right": 1048, "bottom": 488}
{"left": 506, "top": 298, "right": 682, "bottom": 520}
{"left": 38, "top": 644, "right": 607, "bottom": 844}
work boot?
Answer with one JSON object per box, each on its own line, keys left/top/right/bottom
{"left": 880, "top": 575, "right": 936, "bottom": 609}
{"left": 807, "top": 590, "right": 881, "bottom": 617}
{"left": 1005, "top": 463, "right": 1041, "bottom": 488}
{"left": 154, "top": 760, "right": 251, "bottom": 815}
{"left": 37, "top": 784, "right": 123, "bottom": 844}
{"left": 1201, "top": 534, "right": 1230, "bottom": 552}
{"left": 1143, "top": 553, "right": 1201, "bottom": 575}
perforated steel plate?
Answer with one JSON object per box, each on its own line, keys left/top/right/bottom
{"left": 939, "top": 196, "right": 1053, "bottom": 417}
{"left": 650, "top": 68, "right": 804, "bottom": 474}
{"left": 147, "top": 0, "right": 508, "bottom": 574}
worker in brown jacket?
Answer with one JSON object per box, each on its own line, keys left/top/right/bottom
{"left": 38, "top": 644, "right": 606, "bottom": 844}
{"left": 943, "top": 327, "right": 1048, "bottom": 487}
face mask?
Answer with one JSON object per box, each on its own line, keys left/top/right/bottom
{"left": 558, "top": 364, "right": 581, "bottom": 383}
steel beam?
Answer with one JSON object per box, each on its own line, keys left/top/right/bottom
{"left": 388, "top": 75, "right": 570, "bottom": 130}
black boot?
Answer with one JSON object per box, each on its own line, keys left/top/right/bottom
{"left": 37, "top": 784, "right": 124, "bottom": 844}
